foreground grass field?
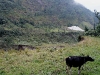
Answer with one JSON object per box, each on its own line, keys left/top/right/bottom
{"left": 0, "top": 36, "right": 100, "bottom": 75}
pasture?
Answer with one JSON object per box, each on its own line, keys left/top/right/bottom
{"left": 0, "top": 36, "right": 100, "bottom": 75}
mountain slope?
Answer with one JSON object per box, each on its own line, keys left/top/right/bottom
{"left": 22, "top": 0, "right": 94, "bottom": 28}
{"left": 0, "top": 0, "right": 95, "bottom": 45}
{"left": 0, "top": 0, "right": 94, "bottom": 28}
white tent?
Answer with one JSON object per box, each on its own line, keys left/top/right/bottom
{"left": 68, "top": 26, "right": 84, "bottom": 32}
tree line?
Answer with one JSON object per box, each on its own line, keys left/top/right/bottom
{"left": 85, "top": 10, "right": 100, "bottom": 36}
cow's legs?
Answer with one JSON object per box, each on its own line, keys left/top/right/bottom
{"left": 66, "top": 66, "right": 71, "bottom": 75}
{"left": 78, "top": 66, "right": 81, "bottom": 75}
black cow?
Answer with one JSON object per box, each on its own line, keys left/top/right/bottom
{"left": 65, "top": 55, "right": 94, "bottom": 75}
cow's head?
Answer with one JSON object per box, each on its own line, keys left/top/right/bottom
{"left": 86, "top": 55, "right": 94, "bottom": 61}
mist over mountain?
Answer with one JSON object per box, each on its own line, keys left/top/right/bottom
{"left": 0, "top": 0, "right": 95, "bottom": 45}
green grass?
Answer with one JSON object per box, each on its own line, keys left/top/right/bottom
{"left": 0, "top": 36, "right": 100, "bottom": 75}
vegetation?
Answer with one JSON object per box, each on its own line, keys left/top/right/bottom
{"left": 0, "top": 31, "right": 83, "bottom": 49}
{"left": 0, "top": 1, "right": 99, "bottom": 74}
{"left": 0, "top": 0, "right": 94, "bottom": 28}
{"left": 0, "top": 0, "right": 100, "bottom": 75}
{"left": 0, "top": 0, "right": 95, "bottom": 46}
{"left": 85, "top": 10, "right": 100, "bottom": 36}
{"left": 0, "top": 36, "right": 100, "bottom": 75}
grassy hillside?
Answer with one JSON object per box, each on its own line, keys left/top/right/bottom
{"left": 0, "top": 0, "right": 95, "bottom": 46}
{"left": 0, "top": 0, "right": 94, "bottom": 29}
{"left": 0, "top": 36, "right": 100, "bottom": 75}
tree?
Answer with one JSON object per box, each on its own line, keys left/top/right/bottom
{"left": 94, "top": 10, "right": 100, "bottom": 35}
{"left": 85, "top": 10, "right": 100, "bottom": 36}
{"left": 94, "top": 10, "right": 100, "bottom": 23}
{"left": 96, "top": 24, "right": 100, "bottom": 34}
{"left": 84, "top": 26, "right": 89, "bottom": 32}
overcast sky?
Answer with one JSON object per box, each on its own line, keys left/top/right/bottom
{"left": 74, "top": 0, "right": 100, "bottom": 12}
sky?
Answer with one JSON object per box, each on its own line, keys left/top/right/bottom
{"left": 74, "top": 0, "right": 100, "bottom": 12}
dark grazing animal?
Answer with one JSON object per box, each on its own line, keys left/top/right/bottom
{"left": 65, "top": 55, "right": 94, "bottom": 75}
